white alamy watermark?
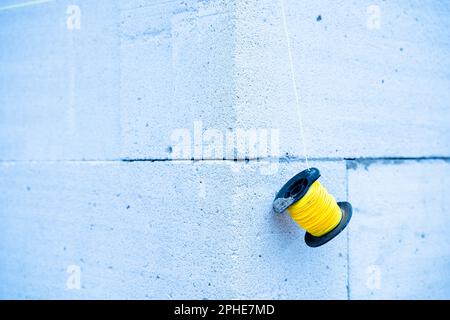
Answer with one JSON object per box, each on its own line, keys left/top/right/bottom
{"left": 66, "top": 5, "right": 81, "bottom": 30}
{"left": 198, "top": 181, "right": 206, "bottom": 199}
{"left": 170, "top": 121, "right": 280, "bottom": 175}
{"left": 66, "top": 264, "right": 81, "bottom": 290}
{"left": 367, "top": 5, "right": 381, "bottom": 30}
{"left": 366, "top": 265, "right": 381, "bottom": 290}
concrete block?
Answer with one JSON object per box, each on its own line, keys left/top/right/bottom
{"left": 348, "top": 159, "right": 450, "bottom": 299}
{"left": 234, "top": 0, "right": 450, "bottom": 158}
{"left": 0, "top": 160, "right": 348, "bottom": 299}
{"left": 3, "top": 0, "right": 449, "bottom": 162}
{"left": 0, "top": 0, "right": 120, "bottom": 160}
{"left": 119, "top": 0, "right": 237, "bottom": 160}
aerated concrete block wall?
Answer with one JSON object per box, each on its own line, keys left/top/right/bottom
{"left": 1, "top": 0, "right": 449, "bottom": 299}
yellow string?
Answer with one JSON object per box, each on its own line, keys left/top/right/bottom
{"left": 287, "top": 181, "right": 342, "bottom": 237}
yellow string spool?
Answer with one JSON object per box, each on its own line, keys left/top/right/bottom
{"left": 273, "top": 167, "right": 352, "bottom": 247}
{"left": 288, "top": 181, "right": 342, "bottom": 237}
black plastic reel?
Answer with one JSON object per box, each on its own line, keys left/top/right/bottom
{"left": 273, "top": 167, "right": 352, "bottom": 248}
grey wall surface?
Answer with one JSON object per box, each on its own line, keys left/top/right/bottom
{"left": 1, "top": 0, "right": 449, "bottom": 299}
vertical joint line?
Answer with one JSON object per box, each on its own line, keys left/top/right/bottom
{"left": 345, "top": 160, "right": 351, "bottom": 300}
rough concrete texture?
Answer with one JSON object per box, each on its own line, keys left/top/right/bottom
{"left": 0, "top": 0, "right": 450, "bottom": 299}
{"left": 120, "top": 0, "right": 236, "bottom": 160}
{"left": 234, "top": 0, "right": 450, "bottom": 159}
{"left": 348, "top": 160, "right": 450, "bottom": 299}
{"left": 0, "top": 0, "right": 120, "bottom": 160}
{"left": 0, "top": 160, "right": 347, "bottom": 299}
